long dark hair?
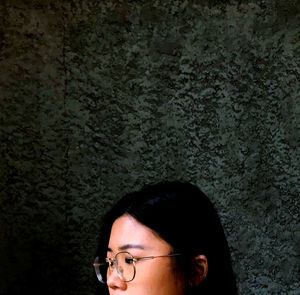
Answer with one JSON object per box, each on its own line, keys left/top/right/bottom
{"left": 95, "top": 181, "right": 237, "bottom": 294}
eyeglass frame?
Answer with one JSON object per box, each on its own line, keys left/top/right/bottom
{"left": 93, "top": 250, "right": 181, "bottom": 283}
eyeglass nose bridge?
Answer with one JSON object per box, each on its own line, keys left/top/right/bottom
{"left": 106, "top": 257, "right": 116, "bottom": 269}
{"left": 106, "top": 257, "right": 124, "bottom": 281}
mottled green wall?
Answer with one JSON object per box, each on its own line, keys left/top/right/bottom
{"left": 0, "top": 1, "right": 299, "bottom": 294}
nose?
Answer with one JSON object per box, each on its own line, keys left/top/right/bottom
{"left": 106, "top": 267, "right": 127, "bottom": 291}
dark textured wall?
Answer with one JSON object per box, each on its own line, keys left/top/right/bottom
{"left": 0, "top": 1, "right": 299, "bottom": 294}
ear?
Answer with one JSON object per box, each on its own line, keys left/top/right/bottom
{"left": 189, "top": 255, "right": 208, "bottom": 287}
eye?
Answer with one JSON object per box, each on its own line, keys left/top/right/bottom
{"left": 125, "top": 257, "right": 134, "bottom": 264}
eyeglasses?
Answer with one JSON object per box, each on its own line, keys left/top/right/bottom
{"left": 93, "top": 251, "right": 181, "bottom": 283}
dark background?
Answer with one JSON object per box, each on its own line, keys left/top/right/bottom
{"left": 0, "top": 0, "right": 299, "bottom": 294}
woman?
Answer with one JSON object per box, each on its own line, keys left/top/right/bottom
{"left": 94, "top": 181, "right": 237, "bottom": 294}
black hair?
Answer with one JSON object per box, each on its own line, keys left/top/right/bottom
{"left": 95, "top": 181, "right": 237, "bottom": 294}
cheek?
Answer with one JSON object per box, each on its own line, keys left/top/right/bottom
{"left": 128, "top": 261, "right": 185, "bottom": 295}
{"left": 135, "top": 260, "right": 172, "bottom": 281}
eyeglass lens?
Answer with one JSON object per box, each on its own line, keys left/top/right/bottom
{"left": 95, "top": 251, "right": 135, "bottom": 283}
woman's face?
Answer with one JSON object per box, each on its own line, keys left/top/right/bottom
{"left": 106, "top": 214, "right": 186, "bottom": 295}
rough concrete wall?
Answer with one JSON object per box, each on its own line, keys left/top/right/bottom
{"left": 0, "top": 1, "right": 299, "bottom": 295}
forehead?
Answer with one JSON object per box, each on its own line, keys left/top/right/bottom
{"left": 108, "top": 214, "right": 171, "bottom": 253}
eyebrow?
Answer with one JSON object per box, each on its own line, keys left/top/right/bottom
{"left": 107, "top": 244, "right": 147, "bottom": 252}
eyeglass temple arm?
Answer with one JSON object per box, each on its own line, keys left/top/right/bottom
{"left": 135, "top": 253, "right": 181, "bottom": 262}
{"left": 93, "top": 253, "right": 181, "bottom": 264}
